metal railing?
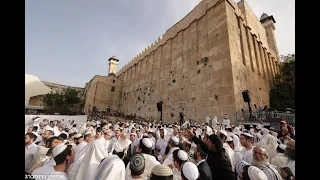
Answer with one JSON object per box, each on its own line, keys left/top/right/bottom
{"left": 235, "top": 111, "right": 295, "bottom": 125}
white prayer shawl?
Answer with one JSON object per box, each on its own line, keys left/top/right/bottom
{"left": 29, "top": 146, "right": 50, "bottom": 173}
{"left": 222, "top": 119, "right": 230, "bottom": 128}
{"left": 195, "top": 128, "right": 202, "bottom": 137}
{"left": 32, "top": 164, "right": 68, "bottom": 180}
{"left": 211, "top": 116, "right": 218, "bottom": 129}
{"left": 256, "top": 163, "right": 282, "bottom": 180}
{"left": 162, "top": 147, "right": 180, "bottom": 166}
{"left": 205, "top": 116, "right": 211, "bottom": 125}
{"left": 149, "top": 137, "right": 156, "bottom": 149}
{"left": 94, "top": 155, "right": 125, "bottom": 180}
{"left": 125, "top": 153, "right": 160, "bottom": 180}
{"left": 284, "top": 159, "right": 295, "bottom": 176}
{"left": 73, "top": 139, "right": 109, "bottom": 180}
{"left": 68, "top": 127, "right": 79, "bottom": 134}
{"left": 233, "top": 127, "right": 241, "bottom": 137}
{"left": 257, "top": 134, "right": 278, "bottom": 159}
{"left": 67, "top": 142, "right": 90, "bottom": 180}
{"left": 75, "top": 141, "right": 88, "bottom": 160}
{"left": 232, "top": 135, "right": 244, "bottom": 164}
{"left": 223, "top": 143, "right": 236, "bottom": 172}
{"left": 206, "top": 126, "right": 213, "bottom": 136}
{"left": 270, "top": 153, "right": 288, "bottom": 171}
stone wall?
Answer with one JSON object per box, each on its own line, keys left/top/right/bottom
{"left": 84, "top": 75, "right": 121, "bottom": 113}
{"left": 117, "top": 0, "right": 236, "bottom": 123}
{"left": 225, "top": 0, "right": 279, "bottom": 113}
{"left": 116, "top": 0, "right": 280, "bottom": 124}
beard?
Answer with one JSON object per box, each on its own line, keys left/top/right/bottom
{"left": 252, "top": 158, "right": 268, "bottom": 167}
{"left": 284, "top": 148, "right": 295, "bottom": 160}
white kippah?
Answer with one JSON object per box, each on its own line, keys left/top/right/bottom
{"left": 84, "top": 131, "right": 92, "bottom": 136}
{"left": 182, "top": 162, "right": 199, "bottom": 180}
{"left": 241, "top": 132, "right": 254, "bottom": 138}
{"left": 142, "top": 138, "right": 153, "bottom": 148}
{"left": 248, "top": 166, "right": 268, "bottom": 180}
{"left": 226, "top": 136, "right": 233, "bottom": 142}
{"left": 178, "top": 150, "right": 188, "bottom": 161}
{"left": 74, "top": 134, "right": 83, "bottom": 138}
{"left": 279, "top": 144, "right": 286, "bottom": 150}
{"left": 171, "top": 137, "right": 179, "bottom": 145}
{"left": 219, "top": 130, "right": 228, "bottom": 137}
{"left": 52, "top": 143, "right": 68, "bottom": 157}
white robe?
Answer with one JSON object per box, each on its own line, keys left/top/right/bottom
{"left": 32, "top": 164, "right": 68, "bottom": 180}
{"left": 223, "top": 143, "right": 236, "bottom": 172}
{"left": 270, "top": 153, "right": 288, "bottom": 171}
{"left": 93, "top": 155, "right": 125, "bottom": 180}
{"left": 29, "top": 146, "right": 50, "bottom": 173}
{"left": 155, "top": 138, "right": 168, "bottom": 156}
{"left": 284, "top": 159, "right": 295, "bottom": 176}
{"left": 75, "top": 141, "right": 88, "bottom": 160}
{"left": 257, "top": 134, "right": 278, "bottom": 159}
{"left": 71, "top": 139, "right": 109, "bottom": 180}
{"left": 162, "top": 147, "right": 180, "bottom": 166}
{"left": 125, "top": 153, "right": 160, "bottom": 180}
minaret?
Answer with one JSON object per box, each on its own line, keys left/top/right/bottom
{"left": 260, "top": 13, "right": 280, "bottom": 61}
{"left": 108, "top": 56, "right": 119, "bottom": 75}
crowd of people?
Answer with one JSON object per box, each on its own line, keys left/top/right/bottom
{"left": 25, "top": 114, "right": 295, "bottom": 180}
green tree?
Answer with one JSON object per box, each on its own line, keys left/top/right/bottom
{"left": 53, "top": 92, "right": 65, "bottom": 107}
{"left": 269, "top": 57, "right": 295, "bottom": 111}
{"left": 43, "top": 91, "right": 55, "bottom": 109}
{"left": 64, "top": 87, "right": 80, "bottom": 107}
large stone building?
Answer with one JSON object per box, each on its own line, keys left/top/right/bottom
{"left": 83, "top": 56, "right": 122, "bottom": 113}
{"left": 87, "top": 0, "right": 281, "bottom": 124}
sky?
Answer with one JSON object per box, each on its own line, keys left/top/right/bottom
{"left": 26, "top": 0, "right": 295, "bottom": 88}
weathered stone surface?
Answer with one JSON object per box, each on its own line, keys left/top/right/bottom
{"left": 86, "top": 0, "right": 280, "bottom": 124}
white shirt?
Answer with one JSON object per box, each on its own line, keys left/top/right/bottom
{"left": 32, "top": 164, "right": 68, "bottom": 180}
{"left": 196, "top": 159, "right": 206, "bottom": 166}
{"left": 25, "top": 143, "right": 38, "bottom": 172}
{"left": 242, "top": 148, "right": 253, "bottom": 164}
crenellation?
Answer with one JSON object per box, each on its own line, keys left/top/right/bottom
{"left": 106, "top": 0, "right": 282, "bottom": 123}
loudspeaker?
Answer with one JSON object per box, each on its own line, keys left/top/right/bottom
{"left": 242, "top": 90, "right": 251, "bottom": 102}
{"left": 157, "top": 102, "right": 162, "bottom": 111}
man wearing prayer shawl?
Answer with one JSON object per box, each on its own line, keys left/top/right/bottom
{"left": 222, "top": 114, "right": 231, "bottom": 130}
{"left": 217, "top": 130, "right": 236, "bottom": 172}
{"left": 93, "top": 155, "right": 126, "bottom": 180}
{"left": 29, "top": 136, "right": 60, "bottom": 173}
{"left": 270, "top": 144, "right": 288, "bottom": 171}
{"left": 32, "top": 143, "right": 74, "bottom": 180}
{"left": 252, "top": 146, "right": 282, "bottom": 180}
{"left": 70, "top": 132, "right": 109, "bottom": 180}
{"left": 257, "top": 128, "right": 278, "bottom": 159}
{"left": 155, "top": 128, "right": 169, "bottom": 156}
{"left": 25, "top": 132, "right": 38, "bottom": 173}
{"left": 74, "top": 131, "right": 94, "bottom": 159}
{"left": 162, "top": 137, "right": 180, "bottom": 167}
{"left": 125, "top": 138, "right": 160, "bottom": 180}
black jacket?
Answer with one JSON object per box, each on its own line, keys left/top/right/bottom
{"left": 197, "top": 160, "right": 213, "bottom": 180}
{"left": 192, "top": 136, "right": 236, "bottom": 180}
